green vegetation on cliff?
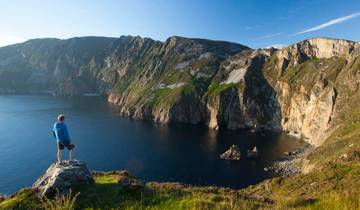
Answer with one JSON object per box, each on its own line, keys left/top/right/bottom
{"left": 204, "top": 80, "right": 236, "bottom": 96}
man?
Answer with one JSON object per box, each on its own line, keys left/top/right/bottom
{"left": 52, "top": 114, "right": 75, "bottom": 163}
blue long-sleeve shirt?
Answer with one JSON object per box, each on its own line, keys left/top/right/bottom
{"left": 52, "top": 122, "right": 71, "bottom": 143}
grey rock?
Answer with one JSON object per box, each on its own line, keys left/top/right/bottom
{"left": 283, "top": 151, "right": 291, "bottom": 156}
{"left": 220, "top": 145, "right": 241, "bottom": 160}
{"left": 270, "top": 145, "right": 314, "bottom": 176}
{"left": 0, "top": 194, "right": 6, "bottom": 203}
{"left": 246, "top": 146, "right": 258, "bottom": 159}
{"left": 339, "top": 153, "right": 348, "bottom": 159}
{"left": 32, "top": 160, "right": 94, "bottom": 197}
{"left": 118, "top": 176, "right": 144, "bottom": 190}
{"left": 117, "top": 171, "right": 144, "bottom": 190}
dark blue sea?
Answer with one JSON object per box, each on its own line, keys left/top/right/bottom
{"left": 0, "top": 95, "right": 305, "bottom": 194}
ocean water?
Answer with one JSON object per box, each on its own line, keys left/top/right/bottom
{"left": 0, "top": 95, "right": 305, "bottom": 194}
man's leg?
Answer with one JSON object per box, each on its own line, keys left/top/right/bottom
{"left": 68, "top": 144, "right": 75, "bottom": 161}
{"left": 57, "top": 148, "right": 62, "bottom": 163}
{"left": 69, "top": 148, "right": 74, "bottom": 161}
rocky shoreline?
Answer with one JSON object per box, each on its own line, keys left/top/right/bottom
{"left": 265, "top": 144, "right": 314, "bottom": 176}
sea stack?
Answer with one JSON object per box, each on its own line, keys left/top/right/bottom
{"left": 247, "top": 146, "right": 258, "bottom": 159}
{"left": 220, "top": 145, "right": 241, "bottom": 160}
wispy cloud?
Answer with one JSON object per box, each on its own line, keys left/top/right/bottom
{"left": 293, "top": 12, "right": 360, "bottom": 36}
{"left": 257, "top": 33, "right": 282, "bottom": 39}
{"left": 245, "top": 25, "right": 260, "bottom": 31}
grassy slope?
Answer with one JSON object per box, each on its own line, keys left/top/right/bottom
{"left": 0, "top": 172, "right": 268, "bottom": 210}
{"left": 302, "top": 54, "right": 360, "bottom": 174}
{"left": 1, "top": 162, "right": 359, "bottom": 209}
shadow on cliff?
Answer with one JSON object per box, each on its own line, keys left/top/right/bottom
{"left": 243, "top": 53, "right": 282, "bottom": 132}
{"left": 216, "top": 53, "right": 282, "bottom": 132}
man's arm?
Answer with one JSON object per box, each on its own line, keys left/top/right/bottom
{"left": 63, "top": 124, "right": 71, "bottom": 142}
{"left": 52, "top": 130, "right": 56, "bottom": 139}
{"left": 52, "top": 124, "right": 57, "bottom": 139}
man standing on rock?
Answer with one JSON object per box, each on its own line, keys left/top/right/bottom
{"left": 52, "top": 114, "right": 75, "bottom": 163}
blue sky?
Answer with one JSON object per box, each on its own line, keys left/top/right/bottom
{"left": 0, "top": 0, "right": 359, "bottom": 48}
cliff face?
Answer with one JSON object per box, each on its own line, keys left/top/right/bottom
{"left": 205, "top": 49, "right": 281, "bottom": 131}
{"left": 106, "top": 36, "right": 249, "bottom": 124}
{"left": 263, "top": 38, "right": 360, "bottom": 145}
{"left": 200, "top": 38, "right": 359, "bottom": 146}
{"left": 0, "top": 36, "right": 359, "bottom": 146}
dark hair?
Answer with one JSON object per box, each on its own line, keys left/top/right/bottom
{"left": 57, "top": 114, "right": 65, "bottom": 122}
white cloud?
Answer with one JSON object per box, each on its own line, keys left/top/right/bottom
{"left": 265, "top": 44, "right": 286, "bottom": 49}
{"left": 258, "top": 32, "right": 282, "bottom": 39}
{"left": 245, "top": 25, "right": 260, "bottom": 31}
{"left": 0, "top": 34, "right": 26, "bottom": 47}
{"left": 293, "top": 12, "right": 360, "bottom": 35}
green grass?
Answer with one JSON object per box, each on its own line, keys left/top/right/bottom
{"left": 204, "top": 80, "right": 236, "bottom": 97}
{"left": 305, "top": 105, "right": 360, "bottom": 168}
{"left": 279, "top": 57, "right": 346, "bottom": 91}
{"left": 242, "top": 161, "right": 360, "bottom": 210}
{"left": 2, "top": 162, "right": 360, "bottom": 210}
{"left": 40, "top": 190, "right": 79, "bottom": 210}
{"left": 146, "top": 87, "right": 182, "bottom": 110}
{"left": 162, "top": 71, "right": 185, "bottom": 85}
{"left": 146, "top": 70, "right": 209, "bottom": 110}
{"left": 0, "top": 172, "right": 267, "bottom": 210}
{"left": 0, "top": 189, "right": 42, "bottom": 210}
{"left": 182, "top": 77, "right": 209, "bottom": 95}
{"left": 262, "top": 55, "right": 279, "bottom": 82}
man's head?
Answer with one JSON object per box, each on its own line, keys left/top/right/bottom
{"left": 57, "top": 114, "right": 65, "bottom": 122}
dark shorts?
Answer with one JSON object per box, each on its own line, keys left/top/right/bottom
{"left": 57, "top": 141, "right": 75, "bottom": 150}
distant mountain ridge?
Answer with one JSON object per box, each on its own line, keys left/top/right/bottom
{"left": 0, "top": 35, "right": 248, "bottom": 94}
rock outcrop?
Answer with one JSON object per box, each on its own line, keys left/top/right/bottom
{"left": 220, "top": 145, "right": 241, "bottom": 160}
{"left": 32, "top": 160, "right": 94, "bottom": 197}
{"left": 277, "top": 38, "right": 360, "bottom": 70}
{"left": 117, "top": 171, "right": 144, "bottom": 190}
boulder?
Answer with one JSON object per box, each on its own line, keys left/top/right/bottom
{"left": 220, "top": 145, "right": 241, "bottom": 160}
{"left": 118, "top": 176, "right": 144, "bottom": 190}
{"left": 247, "top": 146, "right": 258, "bottom": 159}
{"left": 33, "top": 160, "right": 94, "bottom": 197}
{"left": 117, "top": 171, "right": 144, "bottom": 190}
{"left": 283, "top": 151, "right": 291, "bottom": 156}
{"left": 0, "top": 195, "right": 5, "bottom": 203}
